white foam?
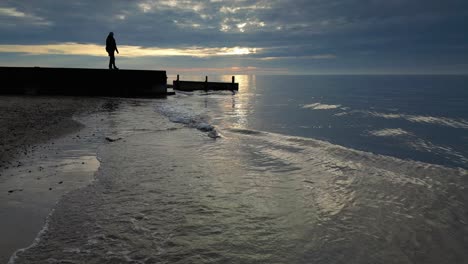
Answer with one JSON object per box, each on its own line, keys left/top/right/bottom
{"left": 333, "top": 112, "right": 348, "bottom": 117}
{"left": 405, "top": 115, "right": 468, "bottom": 129}
{"left": 156, "top": 103, "right": 220, "bottom": 136}
{"left": 333, "top": 110, "right": 468, "bottom": 129}
{"left": 225, "top": 127, "right": 467, "bottom": 218}
{"left": 364, "top": 111, "right": 468, "bottom": 129}
{"left": 408, "top": 139, "right": 468, "bottom": 164}
{"left": 368, "top": 128, "right": 413, "bottom": 137}
{"left": 303, "top": 103, "right": 341, "bottom": 110}
{"left": 8, "top": 208, "right": 55, "bottom": 264}
{"left": 367, "top": 128, "right": 468, "bottom": 164}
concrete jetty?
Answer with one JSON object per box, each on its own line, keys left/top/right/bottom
{"left": 0, "top": 67, "right": 168, "bottom": 97}
{"left": 173, "top": 75, "right": 239, "bottom": 92}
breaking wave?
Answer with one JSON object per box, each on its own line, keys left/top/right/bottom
{"left": 303, "top": 103, "right": 342, "bottom": 110}
{"left": 156, "top": 103, "right": 220, "bottom": 138}
{"left": 338, "top": 110, "right": 468, "bottom": 129}
{"left": 367, "top": 128, "right": 413, "bottom": 137}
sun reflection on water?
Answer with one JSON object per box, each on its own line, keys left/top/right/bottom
{"left": 218, "top": 74, "right": 256, "bottom": 129}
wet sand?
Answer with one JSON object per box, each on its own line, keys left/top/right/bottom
{"left": 0, "top": 96, "right": 103, "bottom": 165}
{"left": 0, "top": 96, "right": 105, "bottom": 263}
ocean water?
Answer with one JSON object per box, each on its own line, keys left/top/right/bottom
{"left": 165, "top": 74, "right": 468, "bottom": 169}
{"left": 10, "top": 75, "right": 468, "bottom": 263}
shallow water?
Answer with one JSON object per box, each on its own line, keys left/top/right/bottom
{"left": 0, "top": 109, "right": 103, "bottom": 264}
{"left": 10, "top": 75, "right": 468, "bottom": 263}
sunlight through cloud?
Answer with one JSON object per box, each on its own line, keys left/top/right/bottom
{"left": 0, "top": 7, "right": 27, "bottom": 18}
{"left": 0, "top": 43, "right": 261, "bottom": 58}
{"left": 260, "top": 54, "right": 337, "bottom": 60}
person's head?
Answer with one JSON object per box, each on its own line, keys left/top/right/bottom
{"left": 109, "top": 32, "right": 114, "bottom": 36}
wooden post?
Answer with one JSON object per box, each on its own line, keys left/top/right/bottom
{"left": 175, "top": 74, "right": 180, "bottom": 90}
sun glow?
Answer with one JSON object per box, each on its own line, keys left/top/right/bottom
{"left": 217, "top": 47, "right": 256, "bottom": 55}
{"left": 0, "top": 43, "right": 261, "bottom": 58}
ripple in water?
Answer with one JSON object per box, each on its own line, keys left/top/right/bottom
{"left": 11, "top": 124, "right": 468, "bottom": 264}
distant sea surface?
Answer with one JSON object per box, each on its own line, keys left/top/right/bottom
{"left": 11, "top": 75, "right": 468, "bottom": 264}
{"left": 167, "top": 74, "right": 468, "bottom": 169}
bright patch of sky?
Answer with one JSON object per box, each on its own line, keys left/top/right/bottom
{"left": 0, "top": 43, "right": 259, "bottom": 57}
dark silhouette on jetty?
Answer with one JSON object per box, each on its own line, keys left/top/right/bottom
{"left": 106, "top": 32, "right": 119, "bottom": 70}
{"left": 0, "top": 66, "right": 168, "bottom": 97}
{"left": 173, "top": 75, "right": 239, "bottom": 92}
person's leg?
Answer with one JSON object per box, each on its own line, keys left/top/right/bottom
{"left": 110, "top": 55, "right": 116, "bottom": 69}
{"left": 112, "top": 55, "right": 118, "bottom": 70}
{"left": 108, "top": 54, "right": 113, "bottom": 69}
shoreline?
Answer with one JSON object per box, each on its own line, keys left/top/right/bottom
{"left": 0, "top": 96, "right": 106, "bottom": 263}
{"left": 0, "top": 96, "right": 100, "bottom": 166}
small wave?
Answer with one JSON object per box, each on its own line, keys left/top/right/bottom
{"left": 195, "top": 122, "right": 215, "bottom": 132}
{"left": 303, "top": 103, "right": 341, "bottom": 110}
{"left": 408, "top": 139, "right": 468, "bottom": 165}
{"left": 156, "top": 103, "right": 220, "bottom": 137}
{"left": 368, "top": 128, "right": 413, "bottom": 137}
{"left": 221, "top": 128, "right": 467, "bottom": 219}
{"left": 197, "top": 90, "right": 237, "bottom": 96}
{"left": 355, "top": 111, "right": 468, "bottom": 129}
{"left": 366, "top": 128, "right": 468, "bottom": 166}
{"left": 8, "top": 208, "right": 56, "bottom": 264}
{"left": 333, "top": 112, "right": 348, "bottom": 117}
{"left": 63, "top": 247, "right": 86, "bottom": 254}
{"left": 227, "top": 128, "right": 264, "bottom": 135}
{"left": 168, "top": 116, "right": 215, "bottom": 132}
{"left": 404, "top": 115, "right": 468, "bottom": 129}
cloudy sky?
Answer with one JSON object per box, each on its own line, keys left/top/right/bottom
{"left": 0, "top": 0, "right": 467, "bottom": 75}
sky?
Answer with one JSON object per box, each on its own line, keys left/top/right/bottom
{"left": 0, "top": 0, "right": 467, "bottom": 75}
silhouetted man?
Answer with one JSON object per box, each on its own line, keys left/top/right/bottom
{"left": 106, "top": 32, "right": 119, "bottom": 70}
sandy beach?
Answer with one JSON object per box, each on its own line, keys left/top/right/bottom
{"left": 0, "top": 96, "right": 105, "bottom": 263}
{"left": 1, "top": 96, "right": 83, "bottom": 164}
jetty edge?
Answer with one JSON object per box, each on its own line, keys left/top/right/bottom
{"left": 173, "top": 75, "right": 239, "bottom": 92}
{"left": 0, "top": 66, "right": 168, "bottom": 97}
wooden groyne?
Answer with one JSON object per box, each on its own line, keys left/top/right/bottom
{"left": 0, "top": 67, "right": 168, "bottom": 97}
{"left": 173, "top": 75, "right": 239, "bottom": 91}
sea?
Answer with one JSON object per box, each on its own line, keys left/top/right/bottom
{"left": 9, "top": 75, "right": 468, "bottom": 263}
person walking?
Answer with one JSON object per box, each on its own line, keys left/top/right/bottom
{"left": 106, "top": 32, "right": 119, "bottom": 70}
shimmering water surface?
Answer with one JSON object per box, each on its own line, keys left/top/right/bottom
{"left": 11, "top": 75, "right": 468, "bottom": 264}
